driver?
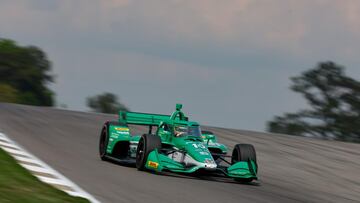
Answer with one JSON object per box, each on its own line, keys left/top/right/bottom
{"left": 174, "top": 126, "right": 187, "bottom": 137}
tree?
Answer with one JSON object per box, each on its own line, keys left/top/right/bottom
{"left": 267, "top": 61, "right": 360, "bottom": 142}
{"left": 87, "top": 93, "right": 129, "bottom": 114}
{"left": 0, "top": 39, "right": 54, "bottom": 106}
{"left": 0, "top": 84, "right": 18, "bottom": 103}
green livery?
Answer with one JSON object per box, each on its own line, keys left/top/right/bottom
{"left": 99, "top": 104, "right": 258, "bottom": 182}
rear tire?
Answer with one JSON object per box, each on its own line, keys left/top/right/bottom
{"left": 99, "top": 123, "right": 109, "bottom": 160}
{"left": 99, "top": 121, "right": 121, "bottom": 161}
{"left": 136, "top": 134, "right": 161, "bottom": 171}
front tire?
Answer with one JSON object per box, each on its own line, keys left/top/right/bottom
{"left": 231, "top": 144, "right": 258, "bottom": 183}
{"left": 136, "top": 134, "right": 161, "bottom": 170}
{"left": 231, "top": 144, "right": 257, "bottom": 166}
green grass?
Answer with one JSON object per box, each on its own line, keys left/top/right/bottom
{"left": 0, "top": 148, "right": 90, "bottom": 203}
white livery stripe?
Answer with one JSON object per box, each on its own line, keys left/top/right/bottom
{"left": 0, "top": 132, "right": 100, "bottom": 203}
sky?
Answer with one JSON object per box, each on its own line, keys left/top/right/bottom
{"left": 1, "top": 0, "right": 360, "bottom": 131}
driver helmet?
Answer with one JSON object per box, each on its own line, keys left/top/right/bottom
{"left": 174, "top": 126, "right": 187, "bottom": 137}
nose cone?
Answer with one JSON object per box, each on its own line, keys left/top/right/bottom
{"left": 203, "top": 158, "right": 217, "bottom": 169}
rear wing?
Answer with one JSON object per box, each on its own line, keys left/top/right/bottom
{"left": 118, "top": 104, "right": 189, "bottom": 126}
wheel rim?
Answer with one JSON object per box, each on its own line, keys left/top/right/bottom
{"left": 136, "top": 138, "right": 145, "bottom": 166}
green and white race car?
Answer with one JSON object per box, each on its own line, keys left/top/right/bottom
{"left": 99, "top": 104, "right": 258, "bottom": 182}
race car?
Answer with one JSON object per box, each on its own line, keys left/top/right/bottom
{"left": 99, "top": 104, "right": 258, "bottom": 182}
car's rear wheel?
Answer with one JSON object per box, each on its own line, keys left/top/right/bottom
{"left": 99, "top": 123, "right": 109, "bottom": 160}
{"left": 136, "top": 134, "right": 161, "bottom": 170}
{"left": 99, "top": 121, "right": 121, "bottom": 160}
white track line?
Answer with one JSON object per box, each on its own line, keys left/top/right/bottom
{"left": 36, "top": 176, "right": 70, "bottom": 186}
{"left": 1, "top": 146, "right": 30, "bottom": 157}
{"left": 12, "top": 156, "right": 43, "bottom": 165}
{"left": 0, "top": 141, "right": 21, "bottom": 149}
{"left": 0, "top": 132, "right": 100, "bottom": 203}
{"left": 23, "top": 164, "right": 60, "bottom": 174}
{"left": 0, "top": 136, "right": 9, "bottom": 142}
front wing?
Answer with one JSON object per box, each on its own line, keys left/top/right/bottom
{"left": 145, "top": 149, "right": 258, "bottom": 179}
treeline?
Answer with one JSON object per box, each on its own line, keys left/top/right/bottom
{"left": 0, "top": 39, "right": 54, "bottom": 106}
{"left": 1, "top": 38, "right": 359, "bottom": 142}
{"left": 0, "top": 38, "right": 129, "bottom": 113}
{"left": 267, "top": 62, "right": 360, "bottom": 143}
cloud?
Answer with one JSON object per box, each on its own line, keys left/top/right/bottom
{"left": 2, "top": 0, "right": 360, "bottom": 56}
{"left": 1, "top": 0, "right": 360, "bottom": 130}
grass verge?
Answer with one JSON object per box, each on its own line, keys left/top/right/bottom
{"left": 0, "top": 148, "right": 90, "bottom": 203}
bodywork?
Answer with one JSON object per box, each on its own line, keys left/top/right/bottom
{"left": 103, "top": 104, "right": 257, "bottom": 180}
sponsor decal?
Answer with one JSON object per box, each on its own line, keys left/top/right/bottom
{"left": 192, "top": 143, "right": 206, "bottom": 149}
{"left": 110, "top": 133, "right": 119, "bottom": 138}
{"left": 113, "top": 127, "right": 130, "bottom": 135}
{"left": 114, "top": 127, "right": 129, "bottom": 131}
{"left": 148, "top": 161, "right": 159, "bottom": 169}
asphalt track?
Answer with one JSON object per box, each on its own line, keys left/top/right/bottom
{"left": 0, "top": 103, "right": 359, "bottom": 203}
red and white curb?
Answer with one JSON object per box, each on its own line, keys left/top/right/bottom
{"left": 0, "top": 132, "right": 100, "bottom": 203}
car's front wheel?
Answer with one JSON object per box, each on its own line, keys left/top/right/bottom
{"left": 231, "top": 144, "right": 257, "bottom": 183}
{"left": 231, "top": 144, "right": 257, "bottom": 167}
{"left": 136, "top": 134, "right": 161, "bottom": 170}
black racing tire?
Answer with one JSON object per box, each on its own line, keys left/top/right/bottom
{"left": 99, "top": 121, "right": 120, "bottom": 161}
{"left": 231, "top": 144, "right": 257, "bottom": 172}
{"left": 136, "top": 134, "right": 161, "bottom": 171}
